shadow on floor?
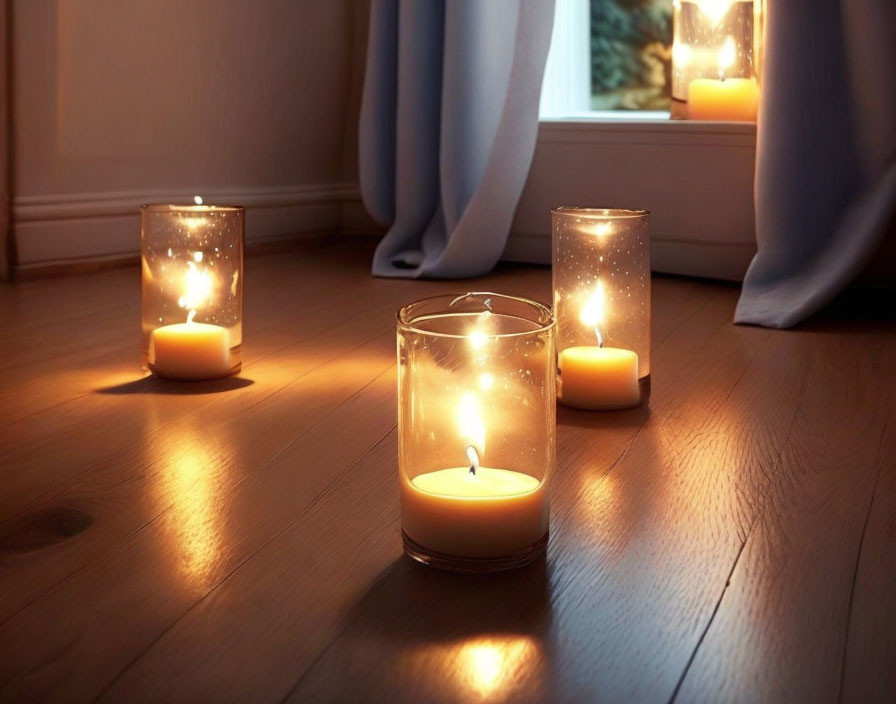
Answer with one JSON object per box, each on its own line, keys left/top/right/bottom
{"left": 95, "top": 375, "right": 254, "bottom": 395}
{"left": 558, "top": 402, "right": 651, "bottom": 429}
{"left": 288, "top": 555, "right": 556, "bottom": 700}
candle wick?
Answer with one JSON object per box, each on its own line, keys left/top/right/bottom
{"left": 187, "top": 310, "right": 197, "bottom": 324}
{"left": 594, "top": 326, "right": 604, "bottom": 348}
{"left": 465, "top": 445, "right": 479, "bottom": 476}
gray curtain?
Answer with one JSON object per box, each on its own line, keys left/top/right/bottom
{"left": 735, "top": 0, "right": 896, "bottom": 327}
{"left": 359, "top": 0, "right": 555, "bottom": 278}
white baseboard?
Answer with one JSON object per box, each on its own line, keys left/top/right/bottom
{"left": 13, "top": 183, "right": 361, "bottom": 270}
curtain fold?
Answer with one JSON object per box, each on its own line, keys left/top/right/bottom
{"left": 735, "top": 0, "right": 896, "bottom": 327}
{"left": 359, "top": 0, "right": 555, "bottom": 279}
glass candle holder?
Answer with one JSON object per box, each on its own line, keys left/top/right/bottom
{"left": 141, "top": 204, "right": 244, "bottom": 380}
{"left": 671, "top": 0, "right": 763, "bottom": 121}
{"left": 397, "top": 293, "right": 555, "bottom": 572}
{"left": 552, "top": 208, "right": 650, "bottom": 411}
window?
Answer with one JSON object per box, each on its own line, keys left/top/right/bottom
{"left": 526, "top": 2, "right": 758, "bottom": 282}
{"left": 590, "top": 1, "right": 672, "bottom": 110}
{"left": 541, "top": 0, "right": 673, "bottom": 118}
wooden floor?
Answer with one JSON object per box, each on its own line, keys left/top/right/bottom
{"left": 0, "top": 241, "right": 894, "bottom": 703}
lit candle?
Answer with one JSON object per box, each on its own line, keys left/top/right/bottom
{"left": 148, "top": 258, "right": 232, "bottom": 380}
{"left": 150, "top": 311, "right": 231, "bottom": 380}
{"left": 557, "top": 280, "right": 641, "bottom": 410}
{"left": 688, "top": 36, "right": 759, "bottom": 121}
{"left": 400, "top": 393, "right": 549, "bottom": 559}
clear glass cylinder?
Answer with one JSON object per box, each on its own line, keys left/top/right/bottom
{"left": 552, "top": 207, "right": 650, "bottom": 410}
{"left": 671, "top": 0, "right": 763, "bottom": 120}
{"left": 397, "top": 293, "right": 555, "bottom": 572}
{"left": 141, "top": 204, "right": 244, "bottom": 380}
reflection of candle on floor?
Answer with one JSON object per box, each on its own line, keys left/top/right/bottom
{"left": 688, "top": 36, "right": 759, "bottom": 121}
{"left": 558, "top": 281, "right": 641, "bottom": 410}
{"left": 150, "top": 311, "right": 231, "bottom": 380}
{"left": 401, "top": 394, "right": 548, "bottom": 558}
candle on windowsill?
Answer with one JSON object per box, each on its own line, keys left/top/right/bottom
{"left": 670, "top": 1, "right": 763, "bottom": 120}
{"left": 687, "top": 36, "right": 759, "bottom": 121}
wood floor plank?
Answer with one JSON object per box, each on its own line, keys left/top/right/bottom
{"left": 673, "top": 326, "right": 896, "bottom": 703}
{"left": 840, "top": 396, "right": 896, "bottom": 704}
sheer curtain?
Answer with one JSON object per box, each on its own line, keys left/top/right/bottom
{"left": 735, "top": 0, "right": 896, "bottom": 327}
{"left": 359, "top": 0, "right": 555, "bottom": 279}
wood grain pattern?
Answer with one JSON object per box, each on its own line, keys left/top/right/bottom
{"left": 0, "top": 241, "right": 893, "bottom": 703}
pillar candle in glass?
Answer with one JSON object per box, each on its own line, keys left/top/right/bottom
{"left": 397, "top": 293, "right": 555, "bottom": 572}
{"left": 141, "top": 203, "right": 244, "bottom": 380}
{"left": 671, "top": 0, "right": 763, "bottom": 121}
{"left": 552, "top": 208, "right": 650, "bottom": 410}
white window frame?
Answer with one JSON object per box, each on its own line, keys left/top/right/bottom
{"left": 510, "top": 0, "right": 757, "bottom": 282}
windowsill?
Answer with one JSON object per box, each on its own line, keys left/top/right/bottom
{"left": 540, "top": 115, "right": 756, "bottom": 137}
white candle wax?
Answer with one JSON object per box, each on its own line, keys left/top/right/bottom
{"left": 401, "top": 466, "right": 548, "bottom": 558}
{"left": 150, "top": 320, "right": 231, "bottom": 380}
{"left": 558, "top": 345, "right": 640, "bottom": 410}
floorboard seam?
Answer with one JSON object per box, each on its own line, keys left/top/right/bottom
{"left": 667, "top": 529, "right": 752, "bottom": 704}
{"left": 836, "top": 414, "right": 890, "bottom": 704}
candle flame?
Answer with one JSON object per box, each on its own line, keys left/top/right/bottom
{"left": 458, "top": 392, "right": 485, "bottom": 459}
{"left": 697, "top": 0, "right": 733, "bottom": 26}
{"left": 580, "top": 281, "right": 607, "bottom": 346}
{"left": 718, "top": 36, "right": 736, "bottom": 79}
{"left": 178, "top": 261, "right": 214, "bottom": 311}
{"left": 581, "top": 279, "right": 607, "bottom": 333}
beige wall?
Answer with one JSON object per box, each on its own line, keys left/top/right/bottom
{"left": 11, "top": 0, "right": 364, "bottom": 271}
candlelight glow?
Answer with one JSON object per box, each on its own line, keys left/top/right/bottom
{"left": 459, "top": 637, "right": 540, "bottom": 699}
{"left": 672, "top": 41, "right": 692, "bottom": 68}
{"left": 697, "top": 0, "right": 733, "bottom": 26}
{"left": 458, "top": 392, "right": 485, "bottom": 456}
{"left": 469, "top": 331, "right": 488, "bottom": 351}
{"left": 163, "top": 432, "right": 223, "bottom": 583}
{"left": 193, "top": 195, "right": 203, "bottom": 205}
{"left": 178, "top": 261, "right": 214, "bottom": 312}
{"left": 468, "top": 310, "right": 492, "bottom": 351}
{"left": 718, "top": 36, "right": 736, "bottom": 78}
{"left": 589, "top": 221, "right": 613, "bottom": 238}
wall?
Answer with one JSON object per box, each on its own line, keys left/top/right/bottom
{"left": 10, "top": 0, "right": 363, "bottom": 273}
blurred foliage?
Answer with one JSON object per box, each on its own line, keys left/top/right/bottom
{"left": 591, "top": 0, "right": 673, "bottom": 110}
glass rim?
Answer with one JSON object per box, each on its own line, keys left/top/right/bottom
{"left": 397, "top": 292, "right": 554, "bottom": 339}
{"left": 141, "top": 203, "right": 245, "bottom": 213}
{"left": 551, "top": 206, "right": 649, "bottom": 219}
